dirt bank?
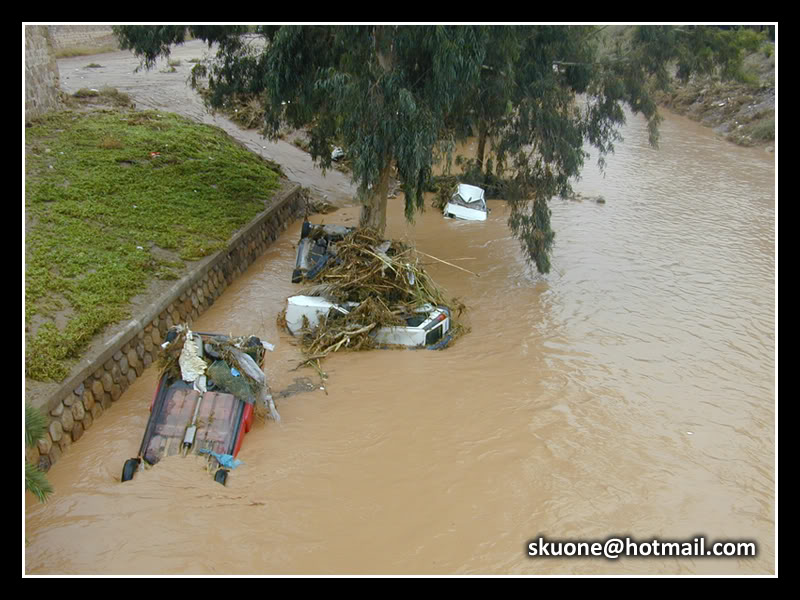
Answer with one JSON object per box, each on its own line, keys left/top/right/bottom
{"left": 655, "top": 44, "right": 776, "bottom": 151}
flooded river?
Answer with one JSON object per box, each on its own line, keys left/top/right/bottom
{"left": 24, "top": 101, "right": 775, "bottom": 575}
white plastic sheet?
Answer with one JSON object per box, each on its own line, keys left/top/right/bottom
{"left": 178, "top": 331, "right": 207, "bottom": 383}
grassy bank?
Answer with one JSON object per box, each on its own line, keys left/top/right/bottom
{"left": 654, "top": 47, "right": 776, "bottom": 147}
{"left": 25, "top": 99, "right": 283, "bottom": 382}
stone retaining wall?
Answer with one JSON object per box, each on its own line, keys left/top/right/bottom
{"left": 46, "top": 25, "right": 118, "bottom": 52}
{"left": 25, "top": 26, "right": 64, "bottom": 122}
{"left": 25, "top": 25, "right": 119, "bottom": 123}
{"left": 27, "top": 183, "right": 306, "bottom": 473}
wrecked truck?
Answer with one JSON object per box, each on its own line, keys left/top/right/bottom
{"left": 286, "top": 224, "right": 459, "bottom": 355}
{"left": 120, "top": 325, "right": 277, "bottom": 486}
{"left": 291, "top": 222, "right": 354, "bottom": 283}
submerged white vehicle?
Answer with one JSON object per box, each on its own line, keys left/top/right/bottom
{"left": 285, "top": 295, "right": 452, "bottom": 349}
{"left": 444, "top": 183, "right": 488, "bottom": 222}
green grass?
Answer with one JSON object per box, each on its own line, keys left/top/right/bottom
{"left": 25, "top": 107, "right": 282, "bottom": 381}
{"left": 748, "top": 115, "right": 775, "bottom": 141}
{"left": 729, "top": 111, "right": 775, "bottom": 146}
{"left": 54, "top": 45, "right": 119, "bottom": 59}
{"left": 70, "top": 87, "right": 134, "bottom": 108}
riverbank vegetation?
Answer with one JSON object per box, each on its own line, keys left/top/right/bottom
{"left": 654, "top": 44, "right": 775, "bottom": 148}
{"left": 24, "top": 95, "right": 283, "bottom": 381}
{"left": 589, "top": 25, "right": 775, "bottom": 149}
{"left": 54, "top": 45, "right": 119, "bottom": 59}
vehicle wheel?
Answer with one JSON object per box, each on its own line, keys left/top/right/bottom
{"left": 214, "top": 468, "right": 229, "bottom": 486}
{"left": 121, "top": 458, "right": 140, "bottom": 482}
{"left": 301, "top": 221, "right": 312, "bottom": 239}
{"left": 291, "top": 268, "right": 303, "bottom": 284}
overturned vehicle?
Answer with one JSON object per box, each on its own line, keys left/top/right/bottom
{"left": 292, "top": 223, "right": 354, "bottom": 284}
{"left": 285, "top": 295, "right": 452, "bottom": 349}
{"left": 443, "top": 183, "right": 488, "bottom": 222}
{"left": 120, "top": 325, "right": 278, "bottom": 486}
{"left": 284, "top": 223, "right": 464, "bottom": 360}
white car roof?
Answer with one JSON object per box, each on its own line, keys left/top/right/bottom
{"left": 456, "top": 183, "right": 485, "bottom": 203}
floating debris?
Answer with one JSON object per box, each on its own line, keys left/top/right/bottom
{"left": 283, "top": 226, "right": 468, "bottom": 366}
{"left": 158, "top": 324, "right": 278, "bottom": 421}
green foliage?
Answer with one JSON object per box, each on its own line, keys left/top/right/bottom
{"left": 26, "top": 463, "right": 54, "bottom": 504}
{"left": 70, "top": 87, "right": 133, "bottom": 108}
{"left": 54, "top": 45, "right": 118, "bottom": 59}
{"left": 749, "top": 116, "right": 775, "bottom": 141}
{"left": 729, "top": 111, "right": 775, "bottom": 146}
{"left": 114, "top": 24, "right": 759, "bottom": 274}
{"left": 113, "top": 25, "right": 195, "bottom": 69}
{"left": 25, "top": 403, "right": 48, "bottom": 448}
{"left": 261, "top": 26, "right": 487, "bottom": 222}
{"left": 25, "top": 404, "right": 53, "bottom": 503}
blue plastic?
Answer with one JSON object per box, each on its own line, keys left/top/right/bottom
{"left": 199, "top": 449, "right": 243, "bottom": 469}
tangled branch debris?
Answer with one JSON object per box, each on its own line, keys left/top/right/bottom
{"left": 287, "top": 228, "right": 468, "bottom": 364}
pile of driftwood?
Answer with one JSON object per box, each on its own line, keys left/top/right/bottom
{"left": 284, "top": 228, "right": 467, "bottom": 364}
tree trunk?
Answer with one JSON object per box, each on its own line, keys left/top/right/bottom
{"left": 358, "top": 161, "right": 392, "bottom": 233}
{"left": 359, "top": 26, "right": 396, "bottom": 235}
{"left": 476, "top": 121, "right": 488, "bottom": 174}
{"left": 374, "top": 25, "right": 394, "bottom": 72}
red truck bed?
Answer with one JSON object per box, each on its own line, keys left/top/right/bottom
{"left": 121, "top": 329, "right": 263, "bottom": 486}
{"left": 142, "top": 386, "right": 251, "bottom": 465}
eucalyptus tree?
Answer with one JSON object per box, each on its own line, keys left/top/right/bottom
{"left": 450, "top": 25, "right": 765, "bottom": 272}
{"left": 115, "top": 25, "right": 487, "bottom": 234}
{"left": 271, "top": 26, "right": 488, "bottom": 231}
{"left": 113, "top": 24, "right": 766, "bottom": 274}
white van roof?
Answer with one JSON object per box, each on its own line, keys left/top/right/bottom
{"left": 455, "top": 183, "right": 485, "bottom": 203}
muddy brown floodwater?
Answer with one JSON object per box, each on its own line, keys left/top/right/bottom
{"left": 26, "top": 45, "right": 775, "bottom": 576}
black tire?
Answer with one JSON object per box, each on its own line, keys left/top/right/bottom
{"left": 291, "top": 268, "right": 303, "bottom": 284}
{"left": 301, "top": 221, "right": 312, "bottom": 239}
{"left": 214, "top": 468, "right": 229, "bottom": 486}
{"left": 121, "top": 458, "right": 140, "bottom": 482}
